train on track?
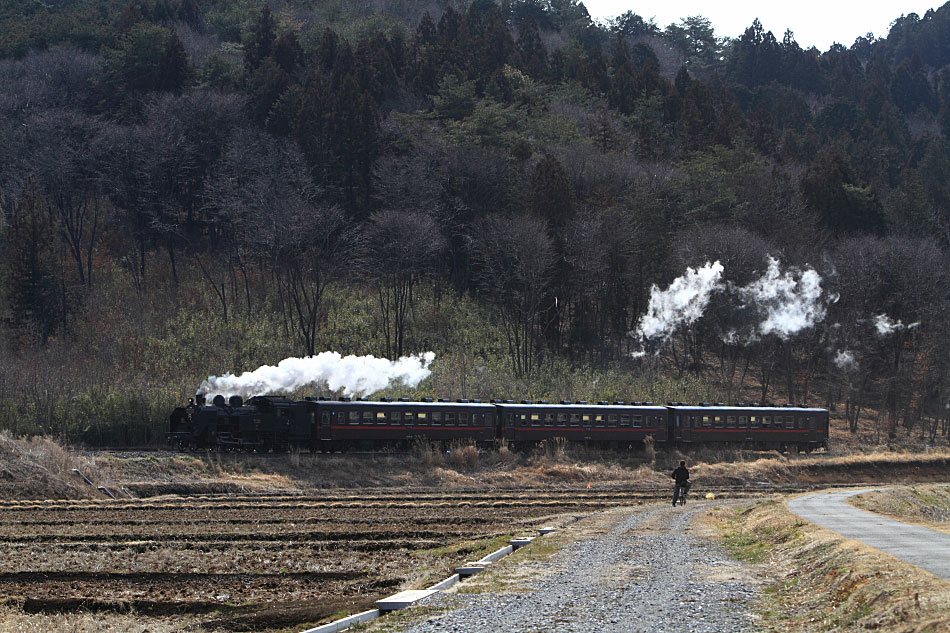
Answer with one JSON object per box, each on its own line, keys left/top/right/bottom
{"left": 168, "top": 394, "right": 829, "bottom": 453}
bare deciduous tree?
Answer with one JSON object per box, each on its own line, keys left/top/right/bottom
{"left": 470, "top": 214, "right": 555, "bottom": 377}
{"left": 362, "top": 209, "right": 445, "bottom": 359}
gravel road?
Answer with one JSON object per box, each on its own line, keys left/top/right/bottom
{"left": 401, "top": 500, "right": 758, "bottom": 633}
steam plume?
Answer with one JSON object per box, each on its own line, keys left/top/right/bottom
{"left": 873, "top": 314, "right": 919, "bottom": 336}
{"left": 833, "top": 350, "right": 858, "bottom": 372}
{"left": 634, "top": 261, "right": 724, "bottom": 342}
{"left": 198, "top": 351, "right": 436, "bottom": 399}
{"left": 629, "top": 257, "right": 835, "bottom": 354}
{"left": 737, "top": 257, "right": 832, "bottom": 340}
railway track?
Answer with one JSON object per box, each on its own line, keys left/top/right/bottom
{"left": 0, "top": 485, "right": 823, "bottom": 511}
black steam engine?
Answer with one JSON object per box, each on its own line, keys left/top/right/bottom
{"left": 168, "top": 394, "right": 829, "bottom": 453}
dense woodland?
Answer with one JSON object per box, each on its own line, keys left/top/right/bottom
{"left": 2, "top": 0, "right": 950, "bottom": 446}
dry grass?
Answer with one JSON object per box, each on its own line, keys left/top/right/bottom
{"left": 0, "top": 605, "right": 203, "bottom": 632}
{"left": 713, "top": 498, "right": 950, "bottom": 632}
{"left": 0, "top": 431, "right": 115, "bottom": 499}
{"left": 3, "top": 429, "right": 950, "bottom": 502}
{"left": 850, "top": 485, "right": 950, "bottom": 534}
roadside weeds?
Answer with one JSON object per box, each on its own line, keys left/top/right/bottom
{"left": 712, "top": 498, "right": 950, "bottom": 632}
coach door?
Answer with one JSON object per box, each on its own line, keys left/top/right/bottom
{"left": 319, "top": 409, "right": 332, "bottom": 442}
{"left": 678, "top": 411, "right": 691, "bottom": 443}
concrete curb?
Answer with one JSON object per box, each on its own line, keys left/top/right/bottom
{"left": 298, "top": 525, "right": 559, "bottom": 633}
{"left": 299, "top": 608, "right": 381, "bottom": 633}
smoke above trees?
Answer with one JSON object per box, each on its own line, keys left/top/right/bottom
{"left": 631, "top": 257, "right": 837, "bottom": 352}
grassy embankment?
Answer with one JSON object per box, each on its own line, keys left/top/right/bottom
{"left": 4, "top": 429, "right": 950, "bottom": 500}
{"left": 849, "top": 485, "right": 950, "bottom": 534}
{"left": 715, "top": 497, "right": 950, "bottom": 632}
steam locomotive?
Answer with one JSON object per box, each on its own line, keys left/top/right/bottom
{"left": 168, "top": 394, "right": 829, "bottom": 453}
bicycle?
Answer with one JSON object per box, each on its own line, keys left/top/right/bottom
{"left": 673, "top": 480, "right": 691, "bottom": 506}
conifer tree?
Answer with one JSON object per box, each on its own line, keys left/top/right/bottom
{"left": 244, "top": 5, "right": 276, "bottom": 73}
{"left": 517, "top": 15, "right": 548, "bottom": 80}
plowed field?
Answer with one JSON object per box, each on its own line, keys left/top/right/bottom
{"left": 0, "top": 489, "right": 637, "bottom": 632}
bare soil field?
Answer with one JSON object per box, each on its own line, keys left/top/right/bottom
{"left": 0, "top": 491, "right": 618, "bottom": 632}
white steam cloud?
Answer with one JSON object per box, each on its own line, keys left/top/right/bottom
{"left": 873, "top": 314, "right": 919, "bottom": 336}
{"left": 635, "top": 261, "right": 724, "bottom": 342}
{"left": 833, "top": 350, "right": 858, "bottom": 372}
{"left": 629, "top": 257, "right": 834, "bottom": 354}
{"left": 737, "top": 257, "right": 833, "bottom": 341}
{"left": 198, "top": 351, "right": 436, "bottom": 399}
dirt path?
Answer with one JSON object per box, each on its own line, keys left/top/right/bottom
{"left": 396, "top": 501, "right": 759, "bottom": 633}
{"left": 787, "top": 488, "right": 950, "bottom": 581}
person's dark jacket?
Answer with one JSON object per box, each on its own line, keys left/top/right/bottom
{"left": 671, "top": 465, "right": 689, "bottom": 484}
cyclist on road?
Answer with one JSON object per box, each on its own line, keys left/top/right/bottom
{"left": 671, "top": 460, "right": 690, "bottom": 506}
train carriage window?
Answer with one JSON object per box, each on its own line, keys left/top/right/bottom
{"left": 786, "top": 415, "right": 795, "bottom": 429}
{"left": 530, "top": 414, "right": 540, "bottom": 426}
{"left": 702, "top": 415, "right": 711, "bottom": 427}
{"left": 775, "top": 415, "right": 783, "bottom": 426}
{"left": 727, "top": 415, "right": 736, "bottom": 428}
{"left": 459, "top": 413, "right": 469, "bottom": 426}
{"left": 620, "top": 414, "right": 631, "bottom": 427}
{"left": 545, "top": 413, "right": 555, "bottom": 426}
{"left": 739, "top": 416, "right": 747, "bottom": 427}
{"left": 405, "top": 412, "right": 415, "bottom": 423}
{"left": 432, "top": 412, "right": 442, "bottom": 426}
{"left": 417, "top": 412, "right": 428, "bottom": 424}
{"left": 608, "top": 414, "right": 618, "bottom": 427}
{"left": 376, "top": 411, "right": 387, "bottom": 424}
{"left": 392, "top": 411, "right": 402, "bottom": 423}
{"left": 362, "top": 411, "right": 373, "bottom": 423}
{"left": 557, "top": 413, "right": 568, "bottom": 426}
{"left": 750, "top": 415, "right": 759, "bottom": 428}
{"left": 570, "top": 414, "right": 581, "bottom": 427}
{"left": 633, "top": 415, "right": 643, "bottom": 427}
{"left": 349, "top": 411, "right": 359, "bottom": 424}
{"left": 762, "top": 416, "right": 772, "bottom": 426}
{"left": 714, "top": 416, "right": 723, "bottom": 428}
{"left": 445, "top": 412, "right": 456, "bottom": 425}
{"left": 807, "top": 416, "right": 814, "bottom": 430}
{"left": 595, "top": 415, "right": 604, "bottom": 425}
{"left": 582, "top": 414, "right": 591, "bottom": 423}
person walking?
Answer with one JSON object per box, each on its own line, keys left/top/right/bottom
{"left": 671, "top": 460, "right": 690, "bottom": 506}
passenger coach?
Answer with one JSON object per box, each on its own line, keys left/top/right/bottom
{"left": 496, "top": 400, "right": 668, "bottom": 448}
{"left": 668, "top": 403, "right": 828, "bottom": 452}
{"left": 306, "top": 397, "right": 497, "bottom": 451}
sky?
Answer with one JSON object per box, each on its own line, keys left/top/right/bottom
{"left": 580, "top": 1, "right": 940, "bottom": 51}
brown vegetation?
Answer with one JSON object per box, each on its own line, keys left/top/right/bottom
{"left": 850, "top": 485, "right": 950, "bottom": 533}
{"left": 715, "top": 499, "right": 950, "bottom": 632}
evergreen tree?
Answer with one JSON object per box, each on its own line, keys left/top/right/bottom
{"left": 530, "top": 154, "right": 572, "bottom": 226}
{"left": 273, "top": 31, "right": 304, "bottom": 78}
{"left": 244, "top": 5, "right": 276, "bottom": 73}
{"left": 801, "top": 144, "right": 885, "bottom": 235}
{"left": 158, "top": 30, "right": 189, "bottom": 92}
{"left": 517, "top": 15, "right": 548, "bottom": 80}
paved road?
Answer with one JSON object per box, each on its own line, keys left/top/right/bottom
{"left": 787, "top": 488, "right": 950, "bottom": 581}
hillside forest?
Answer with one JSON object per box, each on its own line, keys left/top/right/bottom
{"left": 2, "top": 0, "right": 950, "bottom": 446}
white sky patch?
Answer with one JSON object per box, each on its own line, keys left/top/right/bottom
{"left": 833, "top": 349, "right": 858, "bottom": 372}
{"left": 633, "top": 261, "right": 724, "bottom": 342}
{"left": 199, "top": 351, "right": 436, "bottom": 399}
{"left": 738, "top": 257, "right": 831, "bottom": 340}
{"left": 873, "top": 314, "right": 920, "bottom": 336}
{"left": 581, "top": 0, "right": 936, "bottom": 52}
